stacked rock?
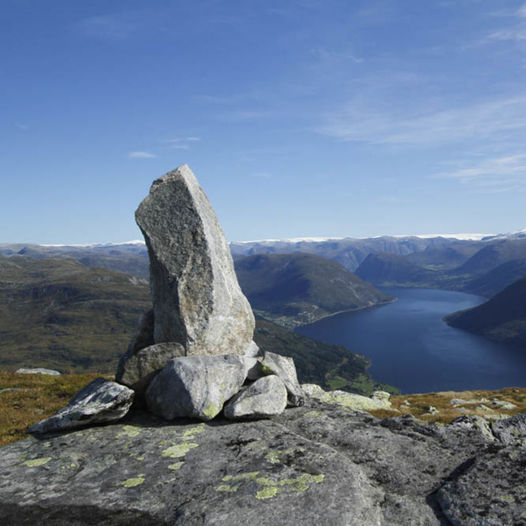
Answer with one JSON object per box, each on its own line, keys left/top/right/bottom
{"left": 29, "top": 165, "right": 304, "bottom": 434}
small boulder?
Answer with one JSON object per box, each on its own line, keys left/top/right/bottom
{"left": 258, "top": 351, "right": 305, "bottom": 407}
{"left": 224, "top": 375, "right": 287, "bottom": 419}
{"left": 304, "top": 384, "right": 392, "bottom": 411}
{"left": 145, "top": 355, "right": 254, "bottom": 421}
{"left": 16, "top": 368, "right": 60, "bottom": 376}
{"left": 28, "top": 378, "right": 134, "bottom": 434}
{"left": 116, "top": 342, "right": 185, "bottom": 397}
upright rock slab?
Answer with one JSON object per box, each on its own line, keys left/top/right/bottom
{"left": 136, "top": 165, "right": 255, "bottom": 356}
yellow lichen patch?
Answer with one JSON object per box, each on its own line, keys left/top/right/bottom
{"left": 161, "top": 442, "right": 199, "bottom": 458}
{"left": 222, "top": 471, "right": 260, "bottom": 482}
{"left": 119, "top": 425, "right": 141, "bottom": 438}
{"left": 256, "top": 487, "right": 278, "bottom": 499}
{"left": 121, "top": 475, "right": 145, "bottom": 488}
{"left": 168, "top": 461, "right": 184, "bottom": 471}
{"left": 216, "top": 484, "right": 240, "bottom": 493}
{"left": 265, "top": 451, "right": 281, "bottom": 464}
{"left": 24, "top": 457, "right": 51, "bottom": 467}
{"left": 203, "top": 404, "right": 219, "bottom": 419}
{"left": 182, "top": 424, "right": 205, "bottom": 438}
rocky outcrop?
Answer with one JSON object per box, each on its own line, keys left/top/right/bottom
{"left": 3, "top": 397, "right": 525, "bottom": 525}
{"left": 135, "top": 165, "right": 255, "bottom": 356}
{"left": 224, "top": 375, "right": 288, "bottom": 419}
{"left": 28, "top": 378, "right": 134, "bottom": 434}
{"left": 303, "top": 383, "right": 392, "bottom": 411}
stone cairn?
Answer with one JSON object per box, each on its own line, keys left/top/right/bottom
{"left": 29, "top": 165, "right": 305, "bottom": 434}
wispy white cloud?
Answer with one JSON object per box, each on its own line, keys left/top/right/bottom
{"left": 320, "top": 96, "right": 526, "bottom": 145}
{"left": 432, "top": 154, "right": 526, "bottom": 193}
{"left": 485, "top": 3, "right": 526, "bottom": 43}
{"left": 15, "top": 123, "right": 29, "bottom": 131}
{"left": 129, "top": 151, "right": 156, "bottom": 159}
{"left": 165, "top": 136, "right": 201, "bottom": 150}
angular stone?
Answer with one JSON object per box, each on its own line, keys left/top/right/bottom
{"left": 28, "top": 378, "right": 134, "bottom": 434}
{"left": 145, "top": 355, "right": 254, "bottom": 421}
{"left": 258, "top": 351, "right": 305, "bottom": 407}
{"left": 224, "top": 375, "right": 287, "bottom": 419}
{"left": 16, "top": 368, "right": 60, "bottom": 376}
{"left": 491, "top": 412, "right": 526, "bottom": 447}
{"left": 135, "top": 165, "right": 255, "bottom": 356}
{"left": 116, "top": 342, "right": 185, "bottom": 397}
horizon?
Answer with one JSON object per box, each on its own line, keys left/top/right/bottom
{"left": 2, "top": 1, "right": 526, "bottom": 244}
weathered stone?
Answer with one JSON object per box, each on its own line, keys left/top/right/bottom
{"left": 2, "top": 399, "right": 519, "bottom": 525}
{"left": 224, "top": 375, "right": 287, "bottom": 419}
{"left": 303, "top": 383, "right": 392, "bottom": 411}
{"left": 28, "top": 378, "right": 134, "bottom": 434}
{"left": 491, "top": 412, "right": 526, "bottom": 447}
{"left": 135, "top": 164, "right": 255, "bottom": 356}
{"left": 145, "top": 355, "right": 255, "bottom": 421}
{"left": 438, "top": 447, "right": 526, "bottom": 526}
{"left": 116, "top": 342, "right": 185, "bottom": 397}
{"left": 16, "top": 368, "right": 60, "bottom": 376}
{"left": 258, "top": 351, "right": 305, "bottom": 406}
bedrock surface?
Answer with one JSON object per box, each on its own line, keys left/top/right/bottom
{"left": 0, "top": 400, "right": 524, "bottom": 525}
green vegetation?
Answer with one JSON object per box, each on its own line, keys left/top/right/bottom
{"left": 0, "top": 255, "right": 150, "bottom": 373}
{"left": 0, "top": 371, "right": 103, "bottom": 446}
{"left": 236, "top": 253, "right": 393, "bottom": 327}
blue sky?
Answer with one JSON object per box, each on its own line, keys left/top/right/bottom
{"left": 2, "top": 0, "right": 526, "bottom": 243}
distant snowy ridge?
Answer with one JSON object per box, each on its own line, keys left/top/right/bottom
{"left": 40, "top": 240, "right": 146, "bottom": 247}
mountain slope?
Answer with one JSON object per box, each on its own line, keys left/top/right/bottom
{"left": 445, "top": 276, "right": 526, "bottom": 346}
{"left": 355, "top": 252, "right": 439, "bottom": 287}
{"left": 235, "top": 253, "right": 393, "bottom": 327}
{"left": 464, "top": 259, "right": 526, "bottom": 298}
{"left": 0, "top": 256, "right": 392, "bottom": 393}
{"left": 454, "top": 238, "right": 526, "bottom": 277}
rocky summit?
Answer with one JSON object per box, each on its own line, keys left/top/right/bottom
{"left": 1, "top": 398, "right": 525, "bottom": 525}
{"left": 135, "top": 164, "right": 255, "bottom": 356}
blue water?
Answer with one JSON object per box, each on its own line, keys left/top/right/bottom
{"left": 297, "top": 288, "right": 526, "bottom": 394}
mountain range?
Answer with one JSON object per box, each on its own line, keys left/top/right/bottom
{"left": 234, "top": 253, "right": 393, "bottom": 327}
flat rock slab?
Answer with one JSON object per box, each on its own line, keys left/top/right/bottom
{"left": 1, "top": 400, "right": 522, "bottom": 525}
{"left": 16, "top": 368, "right": 61, "bottom": 376}
{"left": 135, "top": 165, "right": 255, "bottom": 356}
{"left": 28, "top": 378, "right": 134, "bottom": 434}
{"left": 303, "top": 383, "right": 392, "bottom": 411}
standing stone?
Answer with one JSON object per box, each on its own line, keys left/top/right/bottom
{"left": 136, "top": 165, "right": 255, "bottom": 356}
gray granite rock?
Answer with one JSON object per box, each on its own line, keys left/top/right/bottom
{"left": 224, "top": 375, "right": 287, "bottom": 419}
{"left": 135, "top": 165, "right": 255, "bottom": 356}
{"left": 3, "top": 400, "right": 520, "bottom": 525}
{"left": 303, "top": 383, "right": 392, "bottom": 411}
{"left": 125, "top": 309, "right": 155, "bottom": 357}
{"left": 28, "top": 378, "right": 134, "bottom": 434}
{"left": 116, "top": 342, "right": 185, "bottom": 398}
{"left": 437, "top": 446, "right": 526, "bottom": 526}
{"left": 491, "top": 412, "right": 526, "bottom": 447}
{"left": 259, "top": 351, "right": 305, "bottom": 407}
{"left": 145, "top": 355, "right": 254, "bottom": 421}
{"left": 16, "top": 368, "right": 61, "bottom": 376}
